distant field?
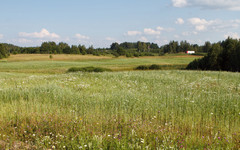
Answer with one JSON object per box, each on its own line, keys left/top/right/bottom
{"left": 0, "top": 54, "right": 201, "bottom": 73}
{"left": 4, "top": 54, "right": 112, "bottom": 62}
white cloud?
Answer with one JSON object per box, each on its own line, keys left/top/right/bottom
{"left": 126, "top": 31, "right": 142, "bottom": 36}
{"left": 0, "top": 34, "right": 3, "bottom": 39}
{"left": 144, "top": 28, "right": 161, "bottom": 35}
{"left": 188, "top": 17, "right": 240, "bottom": 32}
{"left": 105, "top": 37, "right": 115, "bottom": 41}
{"left": 17, "top": 38, "right": 33, "bottom": 43}
{"left": 182, "top": 32, "right": 190, "bottom": 36}
{"left": 172, "top": 0, "right": 240, "bottom": 11}
{"left": 188, "top": 18, "right": 208, "bottom": 25}
{"left": 19, "top": 28, "right": 60, "bottom": 39}
{"left": 188, "top": 18, "right": 208, "bottom": 31}
{"left": 182, "top": 31, "right": 198, "bottom": 36}
{"left": 139, "top": 36, "right": 148, "bottom": 42}
{"left": 156, "top": 26, "right": 164, "bottom": 31}
{"left": 175, "top": 18, "right": 185, "bottom": 24}
{"left": 188, "top": 18, "right": 218, "bottom": 31}
{"left": 75, "top": 34, "right": 90, "bottom": 40}
{"left": 172, "top": 0, "right": 188, "bottom": 7}
{"left": 224, "top": 32, "right": 240, "bottom": 39}
{"left": 174, "top": 35, "right": 180, "bottom": 38}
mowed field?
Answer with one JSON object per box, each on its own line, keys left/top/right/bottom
{"left": 0, "top": 54, "right": 201, "bottom": 73}
{"left": 0, "top": 54, "right": 239, "bottom": 149}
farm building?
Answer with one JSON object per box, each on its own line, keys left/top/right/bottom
{"left": 186, "top": 51, "right": 195, "bottom": 54}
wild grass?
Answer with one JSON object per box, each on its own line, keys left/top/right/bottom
{"left": 0, "top": 70, "right": 239, "bottom": 149}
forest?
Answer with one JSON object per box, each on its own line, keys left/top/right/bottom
{"left": 187, "top": 38, "right": 240, "bottom": 72}
{"left": 1, "top": 40, "right": 211, "bottom": 56}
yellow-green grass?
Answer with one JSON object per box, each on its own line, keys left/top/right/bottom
{"left": 0, "top": 70, "right": 239, "bottom": 149}
{"left": 3, "top": 54, "right": 113, "bottom": 62}
{"left": 0, "top": 54, "right": 201, "bottom": 74}
{"left": 0, "top": 54, "right": 238, "bottom": 149}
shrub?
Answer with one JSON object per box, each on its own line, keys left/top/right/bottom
{"left": 134, "top": 53, "right": 139, "bottom": 57}
{"left": 136, "top": 65, "right": 149, "bottom": 70}
{"left": 149, "top": 64, "right": 161, "bottom": 70}
{"left": 126, "top": 53, "right": 133, "bottom": 57}
{"left": 112, "top": 52, "right": 119, "bottom": 58}
{"left": 68, "top": 67, "right": 112, "bottom": 73}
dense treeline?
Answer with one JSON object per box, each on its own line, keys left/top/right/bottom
{"left": 0, "top": 44, "right": 9, "bottom": 59}
{"left": 187, "top": 38, "right": 240, "bottom": 72}
{"left": 110, "top": 40, "right": 211, "bottom": 55}
{"left": 1, "top": 38, "right": 239, "bottom": 62}
{"left": 7, "top": 42, "right": 100, "bottom": 56}
{"left": 160, "top": 40, "right": 211, "bottom": 53}
{"left": 1, "top": 40, "right": 208, "bottom": 58}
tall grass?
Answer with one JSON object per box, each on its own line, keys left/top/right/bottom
{"left": 0, "top": 70, "right": 239, "bottom": 149}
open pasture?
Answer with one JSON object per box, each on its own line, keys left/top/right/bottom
{"left": 0, "top": 54, "right": 201, "bottom": 73}
{"left": 0, "top": 54, "right": 239, "bottom": 149}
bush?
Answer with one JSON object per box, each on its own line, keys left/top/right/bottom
{"left": 135, "top": 65, "right": 149, "bottom": 70}
{"left": 12, "top": 51, "right": 18, "bottom": 55}
{"left": 134, "top": 53, "right": 139, "bottom": 57}
{"left": 149, "top": 64, "right": 161, "bottom": 70}
{"left": 112, "top": 52, "right": 120, "bottom": 58}
{"left": 126, "top": 53, "right": 133, "bottom": 57}
{"left": 68, "top": 67, "right": 112, "bottom": 73}
{"left": 136, "top": 64, "right": 186, "bottom": 71}
{"left": 136, "top": 64, "right": 162, "bottom": 70}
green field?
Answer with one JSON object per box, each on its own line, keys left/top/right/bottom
{"left": 0, "top": 54, "right": 200, "bottom": 73}
{"left": 0, "top": 54, "right": 239, "bottom": 149}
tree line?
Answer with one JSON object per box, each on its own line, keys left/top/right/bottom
{"left": 0, "top": 44, "right": 9, "bottom": 59}
{"left": 160, "top": 40, "right": 212, "bottom": 53}
{"left": 187, "top": 38, "right": 240, "bottom": 72}
{"left": 1, "top": 40, "right": 211, "bottom": 58}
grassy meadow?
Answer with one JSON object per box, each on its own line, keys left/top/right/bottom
{"left": 0, "top": 54, "right": 200, "bottom": 73}
{"left": 0, "top": 54, "right": 239, "bottom": 149}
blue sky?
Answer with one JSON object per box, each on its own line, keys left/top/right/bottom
{"left": 0, "top": 0, "right": 240, "bottom": 48}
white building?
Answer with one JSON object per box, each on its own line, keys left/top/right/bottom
{"left": 186, "top": 51, "right": 195, "bottom": 54}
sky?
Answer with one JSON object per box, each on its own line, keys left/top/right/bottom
{"left": 0, "top": 0, "right": 240, "bottom": 48}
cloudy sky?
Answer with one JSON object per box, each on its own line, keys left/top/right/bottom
{"left": 0, "top": 0, "right": 239, "bottom": 48}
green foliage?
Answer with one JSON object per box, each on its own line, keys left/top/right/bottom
{"left": 126, "top": 53, "right": 133, "bottom": 57}
{"left": 133, "top": 53, "right": 139, "bottom": 57}
{"left": 136, "top": 65, "right": 149, "bottom": 70}
{"left": 187, "top": 38, "right": 240, "bottom": 72}
{"left": 68, "top": 66, "right": 112, "bottom": 73}
{"left": 0, "top": 39, "right": 216, "bottom": 56}
{"left": 110, "top": 42, "right": 119, "bottom": 50}
{"left": 149, "top": 64, "right": 161, "bottom": 70}
{"left": 136, "top": 64, "right": 187, "bottom": 70}
{"left": 136, "top": 64, "right": 161, "bottom": 70}
{"left": 71, "top": 45, "right": 80, "bottom": 54}
{"left": 40, "top": 41, "right": 57, "bottom": 54}
{"left": 0, "top": 44, "right": 9, "bottom": 59}
{"left": 116, "top": 47, "right": 126, "bottom": 55}
{"left": 112, "top": 52, "right": 120, "bottom": 57}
